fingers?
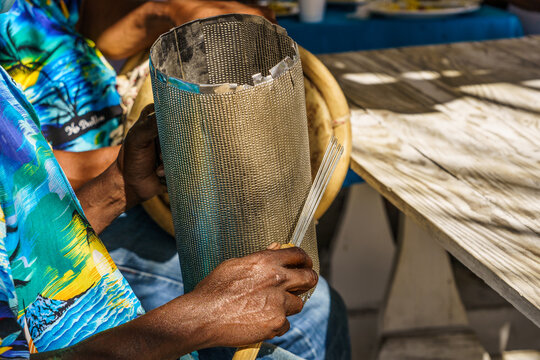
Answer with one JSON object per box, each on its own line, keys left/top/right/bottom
{"left": 266, "top": 242, "right": 281, "bottom": 250}
{"left": 127, "top": 104, "right": 158, "bottom": 148}
{"left": 139, "top": 103, "right": 155, "bottom": 119}
{"left": 261, "top": 247, "right": 316, "bottom": 291}
{"left": 280, "top": 267, "right": 318, "bottom": 293}
{"left": 275, "top": 247, "right": 313, "bottom": 269}
{"left": 284, "top": 292, "right": 304, "bottom": 317}
{"left": 156, "top": 164, "right": 165, "bottom": 178}
{"left": 274, "top": 318, "right": 291, "bottom": 338}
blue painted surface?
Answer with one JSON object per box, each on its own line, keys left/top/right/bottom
{"left": 279, "top": 5, "right": 524, "bottom": 55}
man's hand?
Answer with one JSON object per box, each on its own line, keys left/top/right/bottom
{"left": 116, "top": 103, "right": 165, "bottom": 210}
{"left": 76, "top": 104, "right": 164, "bottom": 233}
{"left": 187, "top": 245, "right": 318, "bottom": 348}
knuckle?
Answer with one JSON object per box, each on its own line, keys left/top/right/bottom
{"left": 293, "top": 247, "right": 312, "bottom": 266}
{"left": 275, "top": 319, "right": 290, "bottom": 337}
{"left": 272, "top": 315, "right": 288, "bottom": 330}
{"left": 291, "top": 246, "right": 304, "bottom": 255}
{"left": 288, "top": 246, "right": 305, "bottom": 259}
{"left": 298, "top": 247, "right": 310, "bottom": 259}
{"left": 308, "top": 270, "right": 318, "bottom": 287}
{"left": 272, "top": 271, "right": 287, "bottom": 286}
{"left": 260, "top": 250, "right": 277, "bottom": 264}
{"left": 249, "top": 252, "right": 268, "bottom": 266}
{"left": 292, "top": 296, "right": 304, "bottom": 315}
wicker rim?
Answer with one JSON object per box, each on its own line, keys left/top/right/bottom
{"left": 298, "top": 46, "right": 351, "bottom": 220}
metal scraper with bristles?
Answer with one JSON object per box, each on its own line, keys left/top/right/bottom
{"left": 233, "top": 136, "right": 344, "bottom": 360}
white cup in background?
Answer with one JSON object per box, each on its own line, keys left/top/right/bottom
{"left": 299, "top": 0, "right": 326, "bottom": 23}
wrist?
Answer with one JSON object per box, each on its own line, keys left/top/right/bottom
{"left": 32, "top": 294, "right": 215, "bottom": 360}
{"left": 114, "top": 152, "right": 145, "bottom": 212}
{"left": 76, "top": 161, "right": 127, "bottom": 234}
{"left": 104, "top": 161, "right": 128, "bottom": 212}
{"left": 179, "top": 292, "right": 224, "bottom": 350}
{"left": 145, "top": 292, "right": 218, "bottom": 354}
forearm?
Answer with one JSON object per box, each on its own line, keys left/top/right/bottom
{"left": 90, "top": 1, "right": 274, "bottom": 60}
{"left": 75, "top": 162, "right": 127, "bottom": 234}
{"left": 94, "top": 1, "right": 176, "bottom": 59}
{"left": 31, "top": 293, "right": 210, "bottom": 360}
{"left": 54, "top": 146, "right": 121, "bottom": 190}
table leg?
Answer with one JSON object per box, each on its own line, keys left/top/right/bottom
{"left": 377, "top": 214, "right": 487, "bottom": 360}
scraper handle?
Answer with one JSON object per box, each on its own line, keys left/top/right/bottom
{"left": 232, "top": 342, "right": 263, "bottom": 360}
{"left": 232, "top": 243, "right": 295, "bottom": 360}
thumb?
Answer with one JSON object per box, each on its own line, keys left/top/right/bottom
{"left": 266, "top": 242, "right": 281, "bottom": 250}
{"left": 127, "top": 104, "right": 157, "bottom": 149}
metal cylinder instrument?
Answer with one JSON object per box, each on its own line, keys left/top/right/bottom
{"left": 149, "top": 14, "right": 318, "bottom": 293}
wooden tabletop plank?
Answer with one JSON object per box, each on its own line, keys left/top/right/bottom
{"left": 322, "top": 48, "right": 540, "bottom": 234}
{"left": 353, "top": 44, "right": 540, "bottom": 234}
{"left": 489, "top": 36, "right": 540, "bottom": 65}
{"left": 318, "top": 36, "right": 540, "bottom": 326}
{"left": 320, "top": 38, "right": 540, "bottom": 232}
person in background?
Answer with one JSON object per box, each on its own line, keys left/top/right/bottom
{"left": 0, "top": 1, "right": 351, "bottom": 359}
{"left": 508, "top": 0, "right": 540, "bottom": 34}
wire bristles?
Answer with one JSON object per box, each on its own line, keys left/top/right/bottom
{"left": 291, "top": 136, "right": 344, "bottom": 247}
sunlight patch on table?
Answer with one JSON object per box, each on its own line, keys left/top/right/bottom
{"left": 472, "top": 69, "right": 491, "bottom": 76}
{"left": 503, "top": 350, "right": 540, "bottom": 360}
{"left": 521, "top": 79, "right": 540, "bottom": 89}
{"left": 401, "top": 71, "right": 440, "bottom": 81}
{"left": 333, "top": 61, "right": 346, "bottom": 69}
{"left": 342, "top": 72, "right": 397, "bottom": 85}
{"left": 441, "top": 70, "right": 462, "bottom": 78}
{"left": 459, "top": 82, "right": 540, "bottom": 113}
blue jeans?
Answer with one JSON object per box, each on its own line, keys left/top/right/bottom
{"left": 101, "top": 205, "right": 350, "bottom": 360}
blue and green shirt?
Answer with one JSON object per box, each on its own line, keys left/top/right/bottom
{"left": 0, "top": 0, "right": 122, "bottom": 151}
{"left": 0, "top": 66, "right": 142, "bottom": 358}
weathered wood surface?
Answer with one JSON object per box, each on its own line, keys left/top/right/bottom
{"left": 319, "top": 36, "right": 540, "bottom": 327}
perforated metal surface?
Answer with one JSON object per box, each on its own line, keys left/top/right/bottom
{"left": 150, "top": 14, "right": 318, "bottom": 293}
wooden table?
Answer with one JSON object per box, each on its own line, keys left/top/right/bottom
{"left": 319, "top": 36, "right": 540, "bottom": 358}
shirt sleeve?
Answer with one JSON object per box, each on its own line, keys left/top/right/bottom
{"left": 46, "top": 0, "right": 81, "bottom": 27}
{"left": 0, "top": 206, "right": 29, "bottom": 359}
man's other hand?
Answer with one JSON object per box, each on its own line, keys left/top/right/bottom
{"left": 87, "top": 0, "right": 276, "bottom": 59}
{"left": 188, "top": 246, "right": 318, "bottom": 348}
{"left": 116, "top": 103, "right": 165, "bottom": 210}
